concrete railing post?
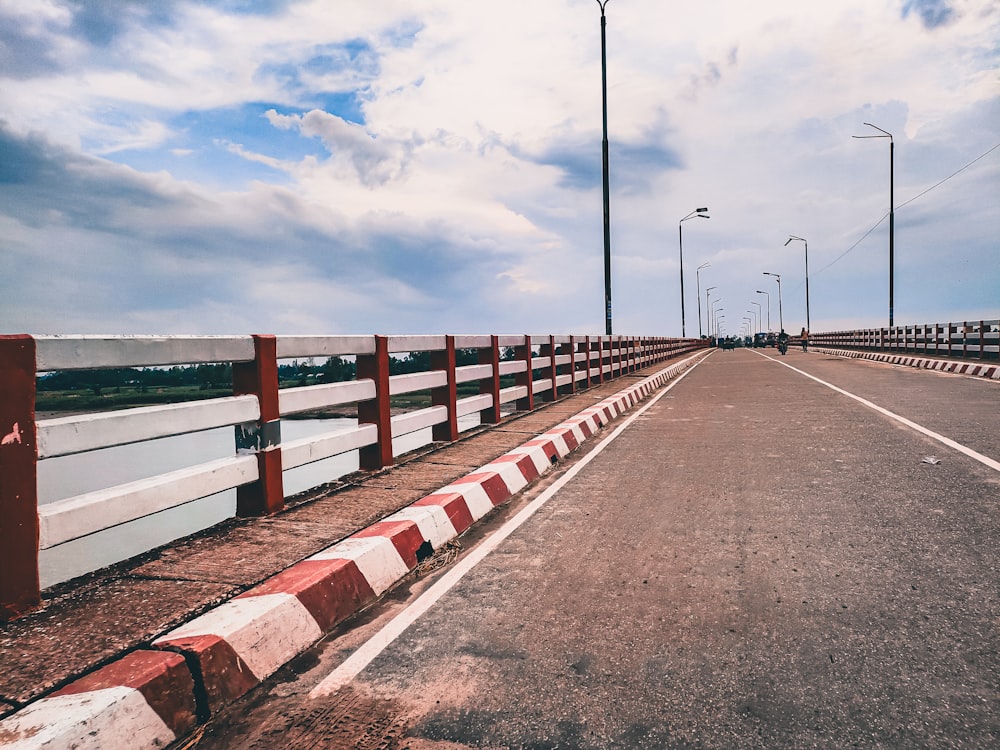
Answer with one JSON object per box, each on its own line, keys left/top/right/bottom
{"left": 597, "top": 336, "right": 606, "bottom": 385}
{"left": 0, "top": 335, "right": 41, "bottom": 621}
{"left": 539, "top": 336, "right": 557, "bottom": 402}
{"left": 233, "top": 334, "right": 284, "bottom": 517}
{"left": 358, "top": 335, "right": 393, "bottom": 471}
{"left": 515, "top": 335, "right": 534, "bottom": 412}
{"left": 582, "top": 336, "right": 593, "bottom": 388}
{"left": 431, "top": 335, "right": 458, "bottom": 442}
{"left": 478, "top": 336, "right": 502, "bottom": 424}
{"left": 564, "top": 336, "right": 577, "bottom": 396}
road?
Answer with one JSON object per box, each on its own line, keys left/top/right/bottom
{"left": 193, "top": 347, "right": 1000, "bottom": 749}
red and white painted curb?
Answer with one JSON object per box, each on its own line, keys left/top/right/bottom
{"left": 0, "top": 353, "right": 704, "bottom": 749}
{"left": 0, "top": 651, "right": 197, "bottom": 749}
{"left": 812, "top": 347, "right": 999, "bottom": 380}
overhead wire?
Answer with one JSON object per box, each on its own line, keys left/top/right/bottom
{"left": 812, "top": 141, "right": 1000, "bottom": 276}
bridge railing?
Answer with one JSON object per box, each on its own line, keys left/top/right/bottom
{"left": 0, "top": 332, "right": 707, "bottom": 620}
{"left": 810, "top": 319, "right": 999, "bottom": 360}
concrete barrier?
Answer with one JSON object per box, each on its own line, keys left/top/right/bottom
{"left": 0, "top": 651, "right": 197, "bottom": 749}
{"left": 812, "top": 347, "right": 1000, "bottom": 380}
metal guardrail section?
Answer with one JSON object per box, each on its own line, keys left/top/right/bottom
{"left": 0, "top": 332, "right": 707, "bottom": 620}
{"left": 809, "top": 319, "right": 999, "bottom": 360}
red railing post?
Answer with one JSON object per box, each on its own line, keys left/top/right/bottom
{"left": 233, "top": 334, "right": 284, "bottom": 517}
{"left": 565, "top": 336, "right": 577, "bottom": 395}
{"left": 583, "top": 336, "right": 593, "bottom": 387}
{"left": 515, "top": 335, "right": 534, "bottom": 411}
{"left": 431, "top": 335, "right": 458, "bottom": 442}
{"left": 358, "top": 335, "right": 393, "bottom": 470}
{"left": 596, "top": 336, "right": 606, "bottom": 384}
{"left": 478, "top": 335, "right": 502, "bottom": 424}
{"left": 539, "top": 335, "right": 557, "bottom": 402}
{"left": 0, "top": 335, "right": 41, "bottom": 621}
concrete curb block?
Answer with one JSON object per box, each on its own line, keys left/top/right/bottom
{"left": 0, "top": 650, "right": 197, "bottom": 749}
{"left": 812, "top": 347, "right": 1000, "bottom": 380}
{"left": 0, "top": 352, "right": 705, "bottom": 748}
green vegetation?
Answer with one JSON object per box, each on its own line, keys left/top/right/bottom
{"left": 35, "top": 350, "right": 513, "bottom": 414}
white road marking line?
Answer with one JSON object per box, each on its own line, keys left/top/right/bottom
{"left": 758, "top": 351, "right": 1000, "bottom": 473}
{"left": 309, "top": 355, "right": 708, "bottom": 697}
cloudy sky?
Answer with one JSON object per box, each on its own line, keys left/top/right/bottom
{"left": 1, "top": 0, "right": 997, "bottom": 338}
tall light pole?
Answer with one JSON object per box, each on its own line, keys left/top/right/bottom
{"left": 763, "top": 272, "right": 783, "bottom": 332}
{"left": 853, "top": 122, "right": 894, "bottom": 327}
{"left": 678, "top": 208, "right": 709, "bottom": 337}
{"left": 706, "top": 286, "right": 717, "bottom": 338}
{"left": 755, "top": 289, "right": 770, "bottom": 331}
{"left": 696, "top": 262, "right": 710, "bottom": 338}
{"left": 747, "top": 310, "right": 757, "bottom": 335}
{"left": 751, "top": 300, "right": 762, "bottom": 335}
{"left": 785, "top": 235, "right": 810, "bottom": 333}
{"left": 712, "top": 303, "right": 724, "bottom": 338}
{"left": 597, "top": 0, "right": 613, "bottom": 334}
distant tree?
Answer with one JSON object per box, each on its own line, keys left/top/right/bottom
{"left": 319, "top": 356, "right": 356, "bottom": 382}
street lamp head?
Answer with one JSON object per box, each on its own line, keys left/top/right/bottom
{"left": 853, "top": 122, "right": 893, "bottom": 140}
{"left": 681, "top": 207, "right": 711, "bottom": 223}
{"left": 698, "top": 262, "right": 710, "bottom": 271}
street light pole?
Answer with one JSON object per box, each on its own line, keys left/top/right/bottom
{"left": 764, "top": 272, "right": 783, "bottom": 332}
{"left": 678, "top": 208, "right": 709, "bottom": 337}
{"left": 853, "top": 122, "right": 895, "bottom": 326}
{"left": 755, "top": 290, "right": 770, "bottom": 331}
{"left": 751, "top": 300, "right": 762, "bottom": 335}
{"left": 785, "top": 235, "right": 810, "bottom": 333}
{"left": 696, "top": 263, "right": 710, "bottom": 338}
{"left": 705, "top": 286, "right": 717, "bottom": 338}
{"left": 597, "top": 0, "right": 613, "bottom": 335}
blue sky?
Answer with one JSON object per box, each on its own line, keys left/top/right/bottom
{"left": 1, "top": 0, "right": 997, "bottom": 337}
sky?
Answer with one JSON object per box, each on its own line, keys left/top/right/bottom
{"left": 1, "top": 0, "right": 997, "bottom": 339}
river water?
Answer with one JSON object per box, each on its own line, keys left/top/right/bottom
{"left": 38, "top": 416, "right": 479, "bottom": 588}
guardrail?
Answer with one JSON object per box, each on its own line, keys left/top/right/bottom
{"left": 809, "top": 319, "right": 999, "bottom": 360}
{"left": 0, "top": 332, "right": 707, "bottom": 621}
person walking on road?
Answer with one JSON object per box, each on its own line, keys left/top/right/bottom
{"left": 800, "top": 327, "right": 809, "bottom": 352}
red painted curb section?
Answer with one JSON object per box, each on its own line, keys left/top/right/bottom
{"left": 0, "top": 650, "right": 197, "bottom": 749}
{"left": 812, "top": 347, "right": 1000, "bottom": 380}
{"left": 0, "top": 353, "right": 703, "bottom": 749}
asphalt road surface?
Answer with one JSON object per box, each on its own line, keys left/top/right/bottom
{"left": 195, "top": 348, "right": 1000, "bottom": 749}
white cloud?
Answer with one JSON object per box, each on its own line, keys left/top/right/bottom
{"left": 0, "top": 0, "right": 996, "bottom": 337}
